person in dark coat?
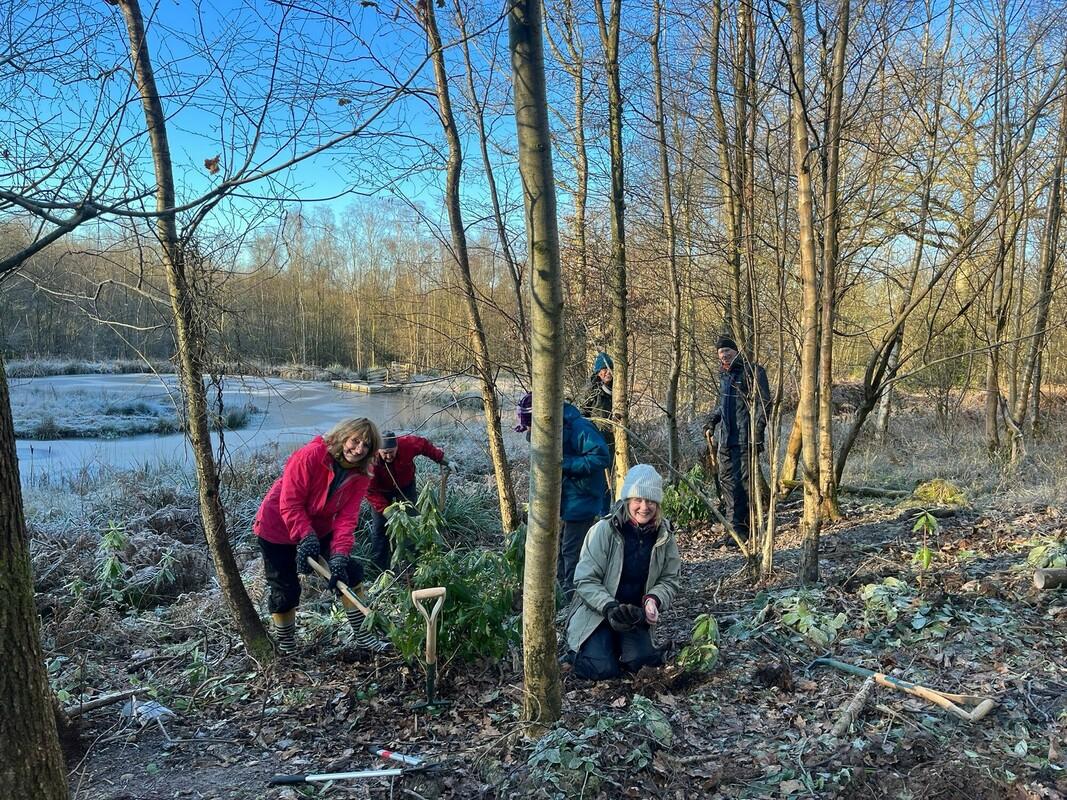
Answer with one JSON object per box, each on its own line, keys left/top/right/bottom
{"left": 515, "top": 392, "right": 611, "bottom": 603}
{"left": 254, "top": 417, "right": 390, "bottom": 655}
{"left": 366, "top": 431, "right": 457, "bottom": 572}
{"left": 581, "top": 352, "right": 614, "bottom": 437}
{"left": 704, "top": 336, "right": 771, "bottom": 542}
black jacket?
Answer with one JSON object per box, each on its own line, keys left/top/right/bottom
{"left": 580, "top": 375, "right": 613, "bottom": 434}
{"left": 706, "top": 357, "right": 770, "bottom": 451}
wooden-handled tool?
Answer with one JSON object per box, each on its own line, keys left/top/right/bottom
{"left": 411, "top": 587, "right": 448, "bottom": 709}
{"left": 813, "top": 657, "right": 997, "bottom": 723}
{"left": 307, "top": 555, "right": 372, "bottom": 616}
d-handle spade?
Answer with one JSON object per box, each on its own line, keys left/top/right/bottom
{"left": 411, "top": 587, "right": 449, "bottom": 709}
{"left": 307, "top": 555, "right": 372, "bottom": 616}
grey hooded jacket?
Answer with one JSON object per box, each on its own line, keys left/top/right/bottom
{"left": 566, "top": 501, "right": 682, "bottom": 652}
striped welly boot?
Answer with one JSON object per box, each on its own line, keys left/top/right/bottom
{"left": 271, "top": 611, "right": 298, "bottom": 655}
{"left": 343, "top": 601, "right": 392, "bottom": 653}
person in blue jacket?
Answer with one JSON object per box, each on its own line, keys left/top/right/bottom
{"left": 516, "top": 392, "right": 611, "bottom": 603}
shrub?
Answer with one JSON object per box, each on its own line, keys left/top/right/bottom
{"left": 662, "top": 464, "right": 714, "bottom": 525}
{"left": 372, "top": 484, "right": 521, "bottom": 664}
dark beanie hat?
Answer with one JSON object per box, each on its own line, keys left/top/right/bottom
{"left": 593, "top": 352, "right": 614, "bottom": 372}
{"left": 381, "top": 430, "right": 398, "bottom": 449}
{"left": 716, "top": 335, "right": 738, "bottom": 351}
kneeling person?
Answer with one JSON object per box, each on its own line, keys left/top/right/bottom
{"left": 566, "top": 465, "right": 681, "bottom": 680}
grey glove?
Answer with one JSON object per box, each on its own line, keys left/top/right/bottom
{"left": 295, "top": 533, "right": 320, "bottom": 574}
{"left": 445, "top": 459, "right": 459, "bottom": 473}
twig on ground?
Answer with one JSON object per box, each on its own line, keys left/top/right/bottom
{"left": 831, "top": 676, "right": 876, "bottom": 737}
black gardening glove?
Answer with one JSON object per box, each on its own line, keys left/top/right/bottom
{"left": 327, "top": 554, "right": 350, "bottom": 592}
{"left": 605, "top": 602, "right": 644, "bottom": 633}
{"left": 295, "top": 533, "right": 320, "bottom": 575}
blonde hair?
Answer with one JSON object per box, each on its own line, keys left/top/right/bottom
{"left": 323, "top": 417, "right": 381, "bottom": 474}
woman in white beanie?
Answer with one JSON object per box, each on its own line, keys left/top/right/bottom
{"left": 565, "top": 464, "right": 681, "bottom": 680}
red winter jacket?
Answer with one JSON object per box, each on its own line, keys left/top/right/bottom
{"left": 366, "top": 435, "right": 444, "bottom": 512}
{"left": 254, "top": 436, "right": 370, "bottom": 556}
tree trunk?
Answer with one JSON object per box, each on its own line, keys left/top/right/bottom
{"left": 788, "top": 0, "right": 823, "bottom": 584}
{"left": 816, "top": 0, "right": 849, "bottom": 521}
{"left": 0, "top": 354, "right": 68, "bottom": 800}
{"left": 456, "top": 9, "right": 532, "bottom": 380}
{"left": 422, "top": 0, "right": 521, "bottom": 533}
{"left": 594, "top": 0, "right": 631, "bottom": 485}
{"left": 1015, "top": 74, "right": 1067, "bottom": 431}
{"left": 510, "top": 0, "right": 564, "bottom": 731}
{"left": 650, "top": 0, "right": 682, "bottom": 474}
{"left": 709, "top": 0, "right": 744, "bottom": 340}
{"left": 114, "top": 0, "right": 273, "bottom": 661}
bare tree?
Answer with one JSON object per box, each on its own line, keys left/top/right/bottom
{"left": 420, "top": 0, "right": 521, "bottom": 534}
{"left": 510, "top": 0, "right": 564, "bottom": 730}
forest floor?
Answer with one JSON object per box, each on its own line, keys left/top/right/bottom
{"left": 39, "top": 475, "right": 1066, "bottom": 799}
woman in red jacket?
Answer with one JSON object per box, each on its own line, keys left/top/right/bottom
{"left": 254, "top": 417, "right": 389, "bottom": 655}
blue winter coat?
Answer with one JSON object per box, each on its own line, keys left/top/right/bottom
{"left": 560, "top": 403, "right": 611, "bottom": 521}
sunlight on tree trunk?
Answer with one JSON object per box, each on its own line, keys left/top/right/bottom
{"left": 113, "top": 0, "right": 272, "bottom": 661}
{"left": 511, "top": 0, "right": 563, "bottom": 732}
{"left": 422, "top": 0, "right": 520, "bottom": 533}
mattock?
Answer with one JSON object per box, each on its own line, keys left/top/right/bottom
{"left": 411, "top": 586, "right": 450, "bottom": 709}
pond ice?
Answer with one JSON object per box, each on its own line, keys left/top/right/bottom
{"left": 13, "top": 374, "right": 521, "bottom": 480}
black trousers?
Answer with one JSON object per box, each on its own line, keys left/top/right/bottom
{"left": 572, "top": 621, "right": 663, "bottom": 681}
{"left": 259, "top": 536, "right": 364, "bottom": 614}
{"left": 368, "top": 481, "right": 419, "bottom": 572}
{"left": 718, "top": 445, "right": 750, "bottom": 540}
{"left": 557, "top": 517, "right": 599, "bottom": 604}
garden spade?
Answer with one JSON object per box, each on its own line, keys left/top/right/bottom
{"left": 812, "top": 657, "right": 997, "bottom": 723}
{"left": 411, "top": 586, "right": 449, "bottom": 709}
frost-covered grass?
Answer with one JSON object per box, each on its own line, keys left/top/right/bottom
{"left": 11, "top": 385, "right": 257, "bottom": 440}
{"left": 4, "top": 356, "right": 365, "bottom": 382}
{"left": 5, "top": 358, "right": 176, "bottom": 378}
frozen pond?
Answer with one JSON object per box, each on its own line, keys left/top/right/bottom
{"left": 12, "top": 373, "right": 519, "bottom": 480}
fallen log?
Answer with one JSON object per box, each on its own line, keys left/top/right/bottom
{"left": 64, "top": 688, "right": 138, "bottom": 718}
{"left": 831, "top": 675, "right": 876, "bottom": 737}
{"left": 1033, "top": 568, "right": 1067, "bottom": 591}
{"left": 778, "top": 479, "right": 909, "bottom": 498}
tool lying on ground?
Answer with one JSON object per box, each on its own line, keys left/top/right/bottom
{"left": 374, "top": 748, "right": 425, "bottom": 766}
{"left": 307, "top": 555, "right": 372, "bottom": 616}
{"left": 411, "top": 586, "right": 450, "bottom": 709}
{"left": 812, "top": 657, "right": 998, "bottom": 723}
{"left": 268, "top": 751, "right": 441, "bottom": 786}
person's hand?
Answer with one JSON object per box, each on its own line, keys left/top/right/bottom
{"left": 295, "top": 533, "right": 320, "bottom": 574}
{"left": 446, "top": 460, "right": 459, "bottom": 474}
{"left": 643, "top": 595, "right": 660, "bottom": 624}
{"left": 605, "top": 602, "right": 644, "bottom": 632}
{"left": 327, "top": 554, "right": 350, "bottom": 591}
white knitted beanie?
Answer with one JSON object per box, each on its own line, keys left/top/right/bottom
{"left": 620, "top": 464, "right": 664, "bottom": 504}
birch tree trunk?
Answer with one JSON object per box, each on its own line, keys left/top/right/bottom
{"left": 114, "top": 0, "right": 272, "bottom": 661}
{"left": 594, "top": 0, "right": 631, "bottom": 484}
{"left": 650, "top": 0, "right": 682, "bottom": 473}
{"left": 0, "top": 354, "right": 68, "bottom": 800}
{"left": 816, "top": 0, "right": 850, "bottom": 520}
{"left": 788, "top": 0, "right": 823, "bottom": 584}
{"left": 510, "top": 0, "right": 563, "bottom": 730}
{"left": 422, "top": 0, "right": 520, "bottom": 533}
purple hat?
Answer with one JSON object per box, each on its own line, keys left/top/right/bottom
{"left": 514, "top": 392, "right": 533, "bottom": 433}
